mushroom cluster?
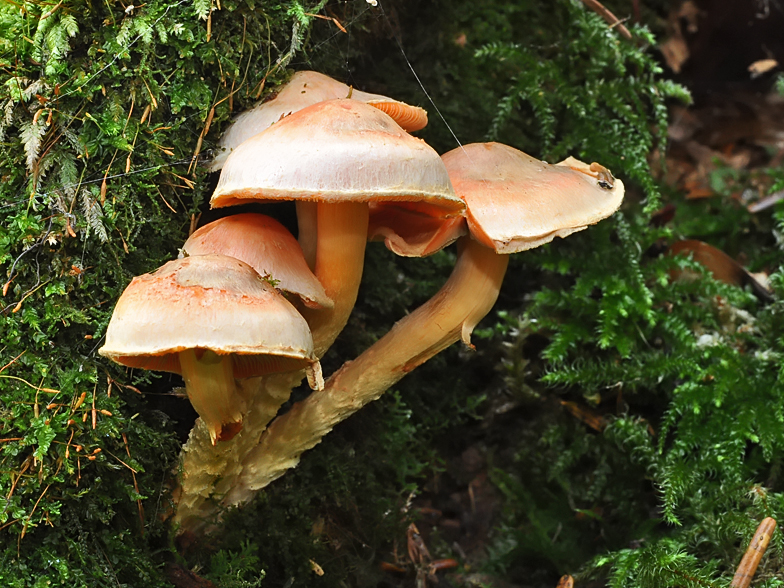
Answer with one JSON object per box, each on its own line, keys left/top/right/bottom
{"left": 99, "top": 71, "right": 625, "bottom": 534}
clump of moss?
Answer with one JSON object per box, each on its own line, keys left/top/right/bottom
{"left": 333, "top": 2, "right": 784, "bottom": 586}
{"left": 0, "top": 0, "right": 342, "bottom": 583}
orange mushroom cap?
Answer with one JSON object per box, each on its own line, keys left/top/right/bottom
{"left": 182, "top": 214, "right": 333, "bottom": 309}
{"left": 99, "top": 254, "right": 316, "bottom": 377}
{"left": 441, "top": 143, "right": 625, "bottom": 254}
{"left": 210, "top": 71, "right": 428, "bottom": 171}
{"left": 100, "top": 254, "right": 322, "bottom": 444}
{"left": 211, "top": 99, "right": 462, "bottom": 215}
{"left": 211, "top": 98, "right": 461, "bottom": 359}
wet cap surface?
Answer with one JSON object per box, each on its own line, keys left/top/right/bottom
{"left": 183, "top": 214, "right": 332, "bottom": 309}
{"left": 210, "top": 71, "right": 428, "bottom": 170}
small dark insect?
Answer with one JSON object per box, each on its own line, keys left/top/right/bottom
{"left": 590, "top": 162, "right": 615, "bottom": 190}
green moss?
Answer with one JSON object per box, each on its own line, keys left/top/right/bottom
{"left": 0, "top": 0, "right": 337, "bottom": 583}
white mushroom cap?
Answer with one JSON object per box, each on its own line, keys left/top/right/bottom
{"left": 211, "top": 99, "right": 463, "bottom": 217}
{"left": 210, "top": 71, "right": 428, "bottom": 171}
{"left": 182, "top": 214, "right": 333, "bottom": 309}
{"left": 441, "top": 143, "right": 625, "bottom": 254}
{"left": 99, "top": 254, "right": 316, "bottom": 377}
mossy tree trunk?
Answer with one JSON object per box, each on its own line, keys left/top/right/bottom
{"left": 2, "top": 1, "right": 783, "bottom": 587}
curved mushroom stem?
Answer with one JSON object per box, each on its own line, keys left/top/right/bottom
{"left": 224, "top": 237, "right": 509, "bottom": 504}
{"left": 299, "top": 202, "right": 369, "bottom": 357}
{"left": 179, "top": 349, "right": 246, "bottom": 445}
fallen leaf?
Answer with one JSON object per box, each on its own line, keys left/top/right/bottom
{"left": 748, "top": 58, "right": 778, "bottom": 78}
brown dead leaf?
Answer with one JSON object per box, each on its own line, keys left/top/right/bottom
{"left": 678, "top": 0, "right": 700, "bottom": 32}
{"left": 660, "top": 1, "right": 701, "bottom": 73}
{"left": 668, "top": 240, "right": 773, "bottom": 301}
{"left": 677, "top": 140, "right": 752, "bottom": 198}
{"left": 560, "top": 400, "right": 607, "bottom": 432}
{"left": 661, "top": 35, "right": 690, "bottom": 73}
{"left": 163, "top": 563, "right": 217, "bottom": 588}
{"left": 748, "top": 58, "right": 778, "bottom": 78}
{"left": 668, "top": 105, "right": 702, "bottom": 142}
{"left": 557, "top": 575, "right": 575, "bottom": 588}
{"left": 670, "top": 240, "right": 744, "bottom": 285}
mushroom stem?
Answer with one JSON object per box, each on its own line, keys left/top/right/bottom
{"left": 295, "top": 201, "right": 318, "bottom": 272}
{"left": 179, "top": 349, "right": 245, "bottom": 445}
{"left": 225, "top": 237, "right": 508, "bottom": 502}
{"left": 173, "top": 205, "right": 367, "bottom": 529}
{"left": 299, "top": 202, "right": 369, "bottom": 357}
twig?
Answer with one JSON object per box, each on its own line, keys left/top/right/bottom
{"left": 731, "top": 517, "right": 777, "bottom": 588}
{"left": 122, "top": 433, "right": 145, "bottom": 534}
{"left": 579, "top": 0, "right": 632, "bottom": 40}
{"left": 104, "top": 448, "right": 138, "bottom": 474}
{"left": 2, "top": 219, "right": 53, "bottom": 302}
{"left": 91, "top": 381, "right": 97, "bottom": 430}
{"left": 155, "top": 187, "right": 177, "bottom": 213}
{"left": 304, "top": 12, "right": 347, "bottom": 33}
{"left": 0, "top": 351, "right": 25, "bottom": 375}
{"left": 10, "top": 279, "right": 51, "bottom": 314}
{"left": 748, "top": 190, "right": 784, "bottom": 213}
{"left": 100, "top": 149, "right": 119, "bottom": 205}
{"left": 20, "top": 482, "right": 51, "bottom": 539}
{"left": 40, "top": 2, "right": 63, "bottom": 20}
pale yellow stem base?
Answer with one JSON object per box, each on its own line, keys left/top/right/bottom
{"left": 174, "top": 370, "right": 305, "bottom": 534}
{"left": 173, "top": 204, "right": 367, "bottom": 533}
{"left": 224, "top": 239, "right": 509, "bottom": 505}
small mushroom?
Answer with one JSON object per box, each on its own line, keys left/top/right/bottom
{"left": 182, "top": 213, "right": 333, "bottom": 309}
{"left": 99, "top": 254, "right": 319, "bottom": 445}
{"left": 447, "top": 145, "right": 624, "bottom": 255}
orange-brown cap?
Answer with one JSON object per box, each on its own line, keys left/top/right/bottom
{"left": 441, "top": 143, "right": 624, "bottom": 254}
{"left": 211, "top": 99, "right": 463, "bottom": 216}
{"left": 99, "top": 254, "right": 316, "bottom": 377}
{"left": 210, "top": 71, "right": 428, "bottom": 170}
{"left": 182, "top": 214, "right": 332, "bottom": 309}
